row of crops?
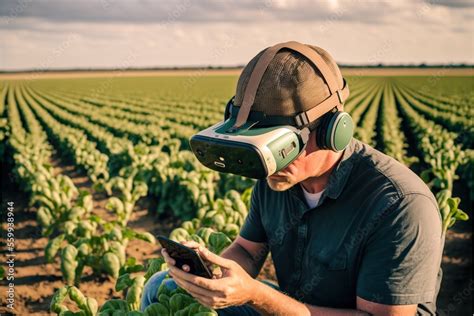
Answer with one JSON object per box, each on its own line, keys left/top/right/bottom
{"left": 0, "top": 75, "right": 472, "bottom": 315}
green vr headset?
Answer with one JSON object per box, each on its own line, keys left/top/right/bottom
{"left": 190, "top": 41, "right": 354, "bottom": 179}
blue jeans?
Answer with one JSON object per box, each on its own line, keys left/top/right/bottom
{"left": 141, "top": 270, "right": 279, "bottom": 316}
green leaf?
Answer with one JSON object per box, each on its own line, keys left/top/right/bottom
{"left": 126, "top": 257, "right": 137, "bottom": 266}
{"left": 135, "top": 232, "right": 156, "bottom": 244}
{"left": 69, "top": 286, "right": 87, "bottom": 309}
{"left": 102, "top": 252, "right": 121, "bottom": 278}
{"left": 85, "top": 297, "right": 99, "bottom": 316}
{"left": 50, "top": 286, "right": 70, "bottom": 314}
{"left": 419, "top": 169, "right": 433, "bottom": 183}
{"left": 100, "top": 299, "right": 130, "bottom": 311}
{"left": 45, "top": 234, "right": 65, "bottom": 263}
{"left": 208, "top": 232, "right": 232, "bottom": 255}
{"left": 144, "top": 303, "right": 168, "bottom": 316}
{"left": 115, "top": 273, "right": 133, "bottom": 292}
{"left": 169, "top": 294, "right": 188, "bottom": 314}
{"left": 61, "top": 245, "right": 79, "bottom": 286}
{"left": 157, "top": 282, "right": 173, "bottom": 297}
{"left": 144, "top": 258, "right": 167, "bottom": 282}
{"left": 158, "top": 294, "right": 170, "bottom": 308}
{"left": 454, "top": 209, "right": 469, "bottom": 221}
{"left": 126, "top": 276, "right": 145, "bottom": 311}
{"left": 169, "top": 228, "right": 190, "bottom": 242}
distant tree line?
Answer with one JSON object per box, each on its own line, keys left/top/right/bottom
{"left": 1, "top": 63, "right": 472, "bottom": 73}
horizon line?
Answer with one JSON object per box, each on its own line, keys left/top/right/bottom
{"left": 1, "top": 63, "right": 473, "bottom": 74}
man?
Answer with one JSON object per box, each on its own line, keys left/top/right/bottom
{"left": 142, "top": 42, "right": 444, "bottom": 315}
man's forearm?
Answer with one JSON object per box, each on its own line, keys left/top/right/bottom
{"left": 251, "top": 280, "right": 370, "bottom": 316}
{"left": 220, "top": 242, "right": 265, "bottom": 278}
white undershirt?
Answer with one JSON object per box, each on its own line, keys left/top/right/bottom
{"left": 301, "top": 184, "right": 325, "bottom": 209}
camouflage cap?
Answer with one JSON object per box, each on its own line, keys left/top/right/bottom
{"left": 234, "top": 43, "right": 344, "bottom": 117}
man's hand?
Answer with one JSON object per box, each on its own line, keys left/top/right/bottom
{"left": 161, "top": 241, "right": 257, "bottom": 309}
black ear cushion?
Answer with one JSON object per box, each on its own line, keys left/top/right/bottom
{"left": 316, "top": 112, "right": 334, "bottom": 149}
{"left": 224, "top": 96, "right": 234, "bottom": 120}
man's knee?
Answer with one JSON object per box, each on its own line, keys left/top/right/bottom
{"left": 140, "top": 270, "right": 177, "bottom": 311}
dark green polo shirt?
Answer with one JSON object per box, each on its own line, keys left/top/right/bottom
{"left": 240, "top": 138, "right": 444, "bottom": 314}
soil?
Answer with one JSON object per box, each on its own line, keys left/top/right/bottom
{"left": 437, "top": 219, "right": 472, "bottom": 316}
{"left": 0, "top": 152, "right": 471, "bottom": 315}
{"left": 0, "top": 152, "right": 176, "bottom": 315}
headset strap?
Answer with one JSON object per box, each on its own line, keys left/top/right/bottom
{"left": 234, "top": 41, "right": 347, "bottom": 129}
{"left": 229, "top": 79, "right": 349, "bottom": 128}
{"left": 294, "top": 79, "right": 349, "bottom": 126}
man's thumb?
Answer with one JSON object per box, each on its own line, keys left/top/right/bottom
{"left": 198, "top": 246, "right": 233, "bottom": 269}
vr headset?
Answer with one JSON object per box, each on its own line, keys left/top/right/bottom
{"left": 190, "top": 41, "right": 353, "bottom": 179}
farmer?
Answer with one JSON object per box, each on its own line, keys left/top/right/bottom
{"left": 142, "top": 42, "right": 443, "bottom": 315}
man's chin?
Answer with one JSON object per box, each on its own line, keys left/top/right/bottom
{"left": 266, "top": 177, "right": 296, "bottom": 192}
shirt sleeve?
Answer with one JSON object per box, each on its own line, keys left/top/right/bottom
{"left": 239, "top": 180, "right": 268, "bottom": 243}
{"left": 356, "top": 193, "right": 443, "bottom": 305}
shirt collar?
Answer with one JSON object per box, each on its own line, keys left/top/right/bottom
{"left": 325, "top": 137, "right": 358, "bottom": 199}
{"left": 289, "top": 138, "right": 359, "bottom": 213}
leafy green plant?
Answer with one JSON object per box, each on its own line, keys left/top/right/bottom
{"left": 45, "top": 214, "right": 155, "bottom": 285}
{"left": 394, "top": 85, "right": 470, "bottom": 230}
{"left": 37, "top": 189, "right": 92, "bottom": 237}
{"left": 50, "top": 285, "right": 98, "bottom": 316}
{"left": 436, "top": 189, "right": 469, "bottom": 233}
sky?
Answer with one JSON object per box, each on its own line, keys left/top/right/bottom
{"left": 0, "top": 0, "right": 473, "bottom": 71}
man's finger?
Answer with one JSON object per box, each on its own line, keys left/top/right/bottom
{"left": 161, "top": 248, "right": 175, "bottom": 266}
{"left": 192, "top": 295, "right": 214, "bottom": 309}
{"left": 191, "top": 293, "right": 228, "bottom": 309}
{"left": 184, "top": 291, "right": 225, "bottom": 309}
{"left": 197, "top": 246, "right": 234, "bottom": 269}
{"left": 168, "top": 265, "right": 221, "bottom": 291}
{"left": 181, "top": 240, "right": 201, "bottom": 249}
{"left": 171, "top": 274, "right": 222, "bottom": 298}
{"left": 212, "top": 268, "right": 223, "bottom": 279}
{"left": 170, "top": 273, "right": 217, "bottom": 306}
{"left": 171, "top": 276, "right": 194, "bottom": 294}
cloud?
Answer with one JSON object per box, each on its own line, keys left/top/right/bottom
{"left": 2, "top": 0, "right": 472, "bottom": 29}
{"left": 425, "top": 0, "right": 474, "bottom": 8}
{"left": 0, "top": 0, "right": 427, "bottom": 25}
{"left": 0, "top": 0, "right": 472, "bottom": 70}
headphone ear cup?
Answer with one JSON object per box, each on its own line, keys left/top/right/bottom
{"left": 224, "top": 96, "right": 235, "bottom": 120}
{"left": 325, "top": 112, "right": 354, "bottom": 151}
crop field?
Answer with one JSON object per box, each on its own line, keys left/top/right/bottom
{"left": 0, "top": 72, "right": 472, "bottom": 315}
